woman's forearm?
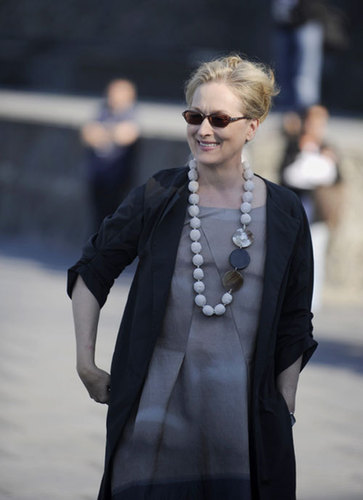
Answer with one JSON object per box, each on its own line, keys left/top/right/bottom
{"left": 71, "top": 276, "right": 111, "bottom": 404}
{"left": 276, "top": 355, "right": 303, "bottom": 413}
{"left": 71, "top": 275, "right": 101, "bottom": 373}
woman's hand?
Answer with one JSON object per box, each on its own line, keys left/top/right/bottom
{"left": 77, "top": 364, "right": 111, "bottom": 404}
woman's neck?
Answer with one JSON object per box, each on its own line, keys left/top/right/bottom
{"left": 197, "top": 161, "right": 244, "bottom": 190}
{"left": 196, "top": 161, "right": 246, "bottom": 209}
{"left": 193, "top": 160, "right": 266, "bottom": 210}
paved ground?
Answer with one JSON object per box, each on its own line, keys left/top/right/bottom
{"left": 0, "top": 246, "right": 363, "bottom": 500}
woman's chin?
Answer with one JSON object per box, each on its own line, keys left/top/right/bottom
{"left": 193, "top": 152, "right": 221, "bottom": 167}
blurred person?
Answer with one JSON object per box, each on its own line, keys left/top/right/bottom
{"left": 81, "top": 79, "right": 140, "bottom": 231}
{"left": 68, "top": 55, "right": 317, "bottom": 500}
{"left": 272, "top": 0, "right": 348, "bottom": 110}
{"left": 279, "top": 104, "right": 343, "bottom": 310}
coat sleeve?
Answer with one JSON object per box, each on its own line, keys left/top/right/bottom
{"left": 275, "top": 204, "right": 317, "bottom": 376}
{"left": 67, "top": 184, "right": 145, "bottom": 308}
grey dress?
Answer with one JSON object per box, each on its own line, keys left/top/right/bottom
{"left": 111, "top": 204, "right": 266, "bottom": 499}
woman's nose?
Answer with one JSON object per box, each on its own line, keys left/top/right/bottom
{"left": 197, "top": 117, "right": 213, "bottom": 135}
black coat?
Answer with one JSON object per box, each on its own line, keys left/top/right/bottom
{"left": 68, "top": 166, "right": 317, "bottom": 500}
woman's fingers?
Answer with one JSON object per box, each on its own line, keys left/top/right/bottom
{"left": 79, "top": 366, "right": 111, "bottom": 404}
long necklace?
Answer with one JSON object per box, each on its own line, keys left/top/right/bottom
{"left": 188, "top": 158, "right": 255, "bottom": 317}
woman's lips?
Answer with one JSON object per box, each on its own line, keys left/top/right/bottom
{"left": 197, "top": 140, "right": 220, "bottom": 149}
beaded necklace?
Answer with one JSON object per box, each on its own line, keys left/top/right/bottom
{"left": 188, "top": 158, "right": 255, "bottom": 317}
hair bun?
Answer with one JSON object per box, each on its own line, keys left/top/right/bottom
{"left": 225, "top": 55, "right": 243, "bottom": 70}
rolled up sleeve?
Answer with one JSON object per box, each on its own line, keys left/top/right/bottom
{"left": 67, "top": 184, "right": 144, "bottom": 307}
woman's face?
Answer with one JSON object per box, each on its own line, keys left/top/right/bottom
{"left": 186, "top": 82, "right": 259, "bottom": 170}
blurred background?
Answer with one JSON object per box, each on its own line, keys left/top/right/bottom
{"left": 0, "top": 1, "right": 363, "bottom": 499}
{"left": 0, "top": 0, "right": 362, "bottom": 297}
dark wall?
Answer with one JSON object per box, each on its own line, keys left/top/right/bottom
{"left": 0, "top": 119, "right": 189, "bottom": 248}
{"left": 1, "top": 0, "right": 362, "bottom": 114}
{"left": 0, "top": 0, "right": 272, "bottom": 100}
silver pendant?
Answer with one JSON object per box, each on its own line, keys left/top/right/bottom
{"left": 232, "top": 228, "right": 254, "bottom": 249}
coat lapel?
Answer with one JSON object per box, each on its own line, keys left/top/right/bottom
{"left": 151, "top": 180, "right": 189, "bottom": 337}
{"left": 253, "top": 183, "right": 301, "bottom": 380}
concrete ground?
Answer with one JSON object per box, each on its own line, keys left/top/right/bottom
{"left": 0, "top": 245, "right": 362, "bottom": 500}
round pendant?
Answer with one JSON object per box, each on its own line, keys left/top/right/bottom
{"left": 229, "top": 248, "right": 250, "bottom": 270}
{"left": 232, "top": 228, "right": 254, "bottom": 249}
{"left": 222, "top": 270, "right": 244, "bottom": 292}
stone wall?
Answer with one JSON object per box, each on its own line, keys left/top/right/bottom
{"left": 1, "top": 94, "right": 362, "bottom": 302}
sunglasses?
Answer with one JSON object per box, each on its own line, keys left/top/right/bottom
{"left": 182, "top": 110, "right": 251, "bottom": 128}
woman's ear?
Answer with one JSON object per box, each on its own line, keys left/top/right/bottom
{"left": 246, "top": 119, "right": 260, "bottom": 142}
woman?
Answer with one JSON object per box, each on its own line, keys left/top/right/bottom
{"left": 279, "top": 105, "right": 343, "bottom": 311}
{"left": 68, "top": 55, "right": 317, "bottom": 500}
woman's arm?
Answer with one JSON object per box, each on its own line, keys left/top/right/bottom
{"left": 72, "top": 275, "right": 110, "bottom": 404}
{"left": 276, "top": 355, "right": 302, "bottom": 413}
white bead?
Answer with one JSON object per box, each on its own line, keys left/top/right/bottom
{"left": 202, "top": 305, "right": 214, "bottom": 316}
{"left": 189, "top": 193, "right": 199, "bottom": 205}
{"left": 243, "top": 168, "right": 254, "bottom": 180}
{"left": 244, "top": 180, "right": 254, "bottom": 191}
{"left": 193, "top": 281, "right": 205, "bottom": 293}
{"left": 214, "top": 303, "right": 226, "bottom": 315}
{"left": 190, "top": 229, "right": 201, "bottom": 241}
{"left": 188, "top": 180, "right": 199, "bottom": 193}
{"left": 191, "top": 241, "right": 202, "bottom": 253}
{"left": 192, "top": 253, "right": 204, "bottom": 266}
{"left": 222, "top": 292, "right": 233, "bottom": 304}
{"left": 195, "top": 294, "right": 207, "bottom": 307}
{"left": 188, "top": 205, "right": 200, "bottom": 217}
{"left": 188, "top": 169, "right": 198, "bottom": 181}
{"left": 242, "top": 191, "right": 253, "bottom": 203}
{"left": 189, "top": 158, "right": 197, "bottom": 169}
{"left": 241, "top": 213, "right": 251, "bottom": 225}
{"left": 193, "top": 267, "right": 204, "bottom": 280}
{"left": 241, "top": 202, "right": 252, "bottom": 213}
{"left": 190, "top": 216, "right": 201, "bottom": 229}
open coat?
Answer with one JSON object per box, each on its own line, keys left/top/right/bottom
{"left": 68, "top": 166, "right": 317, "bottom": 500}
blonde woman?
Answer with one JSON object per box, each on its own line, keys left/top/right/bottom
{"left": 68, "top": 55, "right": 317, "bottom": 500}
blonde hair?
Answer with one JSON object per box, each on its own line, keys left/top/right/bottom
{"left": 185, "top": 54, "right": 279, "bottom": 123}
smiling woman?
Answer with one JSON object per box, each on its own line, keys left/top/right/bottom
{"left": 184, "top": 81, "right": 258, "bottom": 174}
{"left": 68, "top": 54, "right": 317, "bottom": 500}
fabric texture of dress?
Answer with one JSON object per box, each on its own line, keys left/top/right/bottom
{"left": 111, "top": 205, "right": 266, "bottom": 499}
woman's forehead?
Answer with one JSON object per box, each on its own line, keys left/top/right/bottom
{"left": 191, "top": 82, "right": 243, "bottom": 112}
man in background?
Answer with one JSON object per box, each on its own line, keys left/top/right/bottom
{"left": 81, "top": 79, "right": 139, "bottom": 231}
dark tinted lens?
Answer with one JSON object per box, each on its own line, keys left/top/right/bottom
{"left": 209, "top": 114, "right": 231, "bottom": 127}
{"left": 183, "top": 111, "right": 203, "bottom": 125}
